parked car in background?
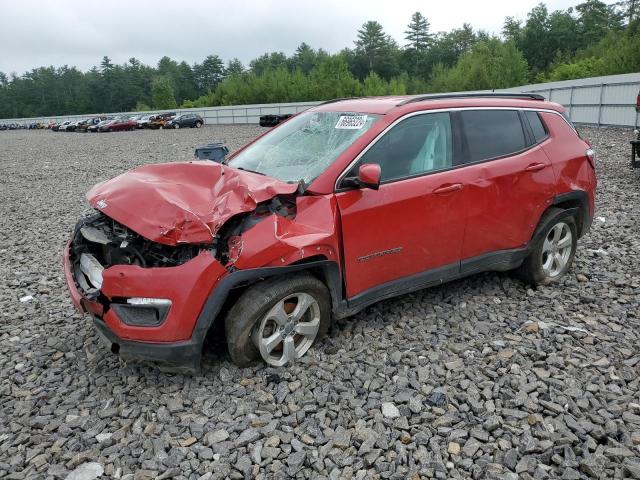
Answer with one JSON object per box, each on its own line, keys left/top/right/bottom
{"left": 137, "top": 114, "right": 155, "bottom": 129}
{"left": 164, "top": 113, "right": 204, "bottom": 129}
{"left": 90, "top": 119, "right": 114, "bottom": 133}
{"left": 99, "top": 117, "right": 137, "bottom": 132}
{"left": 57, "top": 121, "right": 72, "bottom": 132}
{"left": 148, "top": 112, "right": 176, "bottom": 129}
{"left": 77, "top": 117, "right": 106, "bottom": 132}
{"left": 65, "top": 120, "right": 84, "bottom": 132}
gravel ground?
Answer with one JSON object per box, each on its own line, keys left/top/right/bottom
{"left": 0, "top": 125, "right": 639, "bottom": 480}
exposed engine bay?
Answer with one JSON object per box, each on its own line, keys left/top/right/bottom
{"left": 69, "top": 194, "right": 298, "bottom": 297}
{"left": 71, "top": 212, "right": 202, "bottom": 270}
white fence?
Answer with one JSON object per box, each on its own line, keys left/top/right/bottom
{"left": 0, "top": 102, "right": 322, "bottom": 127}
{"left": 1, "top": 72, "right": 639, "bottom": 128}
{"left": 509, "top": 72, "right": 640, "bottom": 127}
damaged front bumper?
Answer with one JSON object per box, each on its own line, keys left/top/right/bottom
{"left": 63, "top": 227, "right": 227, "bottom": 372}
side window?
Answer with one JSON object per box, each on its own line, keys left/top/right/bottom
{"left": 525, "top": 111, "right": 548, "bottom": 143}
{"left": 461, "top": 110, "right": 526, "bottom": 163}
{"left": 353, "top": 112, "right": 452, "bottom": 182}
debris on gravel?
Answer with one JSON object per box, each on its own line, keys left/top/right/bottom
{"left": 0, "top": 125, "right": 639, "bottom": 479}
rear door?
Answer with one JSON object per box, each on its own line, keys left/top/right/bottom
{"left": 336, "top": 112, "right": 467, "bottom": 298}
{"left": 457, "top": 109, "right": 556, "bottom": 265}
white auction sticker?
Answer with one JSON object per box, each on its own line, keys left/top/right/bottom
{"left": 335, "top": 115, "right": 367, "bottom": 129}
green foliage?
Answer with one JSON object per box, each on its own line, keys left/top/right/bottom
{"left": 355, "top": 21, "right": 388, "bottom": 71}
{"left": 193, "top": 55, "right": 225, "bottom": 92}
{"left": 307, "top": 57, "right": 361, "bottom": 99}
{"left": 135, "top": 101, "right": 152, "bottom": 112}
{"left": 576, "top": 0, "right": 622, "bottom": 45}
{"left": 362, "top": 72, "right": 387, "bottom": 96}
{"left": 430, "top": 38, "right": 529, "bottom": 92}
{"left": 249, "top": 52, "right": 289, "bottom": 76}
{"left": 544, "top": 26, "right": 640, "bottom": 80}
{"left": 226, "top": 58, "right": 245, "bottom": 76}
{"left": 0, "top": 1, "right": 637, "bottom": 118}
{"left": 546, "top": 57, "right": 605, "bottom": 80}
{"left": 404, "top": 12, "right": 432, "bottom": 75}
{"left": 151, "top": 76, "right": 177, "bottom": 109}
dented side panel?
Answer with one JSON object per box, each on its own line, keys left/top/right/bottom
{"left": 232, "top": 195, "right": 342, "bottom": 270}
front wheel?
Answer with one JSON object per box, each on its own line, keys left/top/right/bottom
{"left": 515, "top": 208, "right": 577, "bottom": 285}
{"left": 174, "top": 123, "right": 180, "bottom": 129}
{"left": 225, "top": 274, "right": 331, "bottom": 367}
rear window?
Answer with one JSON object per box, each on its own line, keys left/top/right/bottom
{"left": 461, "top": 110, "right": 526, "bottom": 163}
{"left": 525, "top": 111, "right": 548, "bottom": 143}
{"left": 562, "top": 111, "right": 579, "bottom": 132}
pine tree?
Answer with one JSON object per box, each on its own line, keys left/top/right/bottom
{"left": 404, "top": 12, "right": 432, "bottom": 75}
{"left": 404, "top": 12, "right": 432, "bottom": 51}
{"left": 100, "top": 56, "right": 113, "bottom": 72}
{"left": 226, "top": 58, "right": 245, "bottom": 76}
{"left": 355, "top": 21, "right": 388, "bottom": 72}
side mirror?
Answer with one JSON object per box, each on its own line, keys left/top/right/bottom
{"left": 357, "top": 163, "right": 381, "bottom": 190}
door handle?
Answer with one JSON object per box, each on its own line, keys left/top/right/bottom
{"left": 524, "top": 163, "right": 547, "bottom": 172}
{"left": 433, "top": 183, "right": 463, "bottom": 194}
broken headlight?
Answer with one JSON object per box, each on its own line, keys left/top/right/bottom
{"left": 70, "top": 213, "right": 205, "bottom": 297}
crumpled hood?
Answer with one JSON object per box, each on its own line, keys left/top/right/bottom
{"left": 87, "top": 161, "right": 299, "bottom": 245}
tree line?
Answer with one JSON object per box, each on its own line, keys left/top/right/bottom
{"left": 1, "top": 0, "right": 638, "bottom": 118}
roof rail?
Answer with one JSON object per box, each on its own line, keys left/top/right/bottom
{"left": 397, "top": 92, "right": 545, "bottom": 106}
{"left": 317, "top": 97, "right": 360, "bottom": 105}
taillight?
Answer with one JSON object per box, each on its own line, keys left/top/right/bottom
{"left": 586, "top": 148, "right": 596, "bottom": 169}
{"left": 636, "top": 91, "right": 640, "bottom": 111}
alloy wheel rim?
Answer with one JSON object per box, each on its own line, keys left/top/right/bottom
{"left": 252, "top": 292, "right": 320, "bottom": 367}
{"left": 541, "top": 222, "right": 572, "bottom": 277}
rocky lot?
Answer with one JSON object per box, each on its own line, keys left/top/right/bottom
{"left": 0, "top": 125, "right": 639, "bottom": 480}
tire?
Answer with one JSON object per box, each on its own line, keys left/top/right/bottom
{"left": 174, "top": 123, "right": 180, "bottom": 129}
{"left": 515, "top": 208, "right": 577, "bottom": 286}
{"left": 225, "top": 273, "right": 331, "bottom": 367}
{"left": 195, "top": 121, "right": 202, "bottom": 128}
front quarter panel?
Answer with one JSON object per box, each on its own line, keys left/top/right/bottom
{"left": 231, "top": 194, "right": 341, "bottom": 270}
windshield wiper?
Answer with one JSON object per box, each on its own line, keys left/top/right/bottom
{"left": 235, "top": 167, "right": 265, "bottom": 176}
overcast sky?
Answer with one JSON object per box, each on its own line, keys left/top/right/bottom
{"left": 0, "top": 0, "right": 613, "bottom": 75}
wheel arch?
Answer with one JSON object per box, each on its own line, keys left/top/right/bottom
{"left": 549, "top": 190, "right": 591, "bottom": 238}
{"left": 193, "top": 258, "right": 343, "bottom": 351}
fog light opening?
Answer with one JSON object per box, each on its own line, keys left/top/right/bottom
{"left": 126, "top": 297, "right": 172, "bottom": 306}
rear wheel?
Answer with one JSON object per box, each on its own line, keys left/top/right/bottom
{"left": 515, "top": 208, "right": 577, "bottom": 285}
{"left": 195, "top": 121, "right": 202, "bottom": 128}
{"left": 225, "top": 274, "right": 331, "bottom": 367}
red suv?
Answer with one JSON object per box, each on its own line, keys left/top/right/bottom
{"left": 64, "top": 93, "right": 596, "bottom": 372}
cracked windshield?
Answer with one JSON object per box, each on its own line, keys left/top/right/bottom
{"left": 228, "top": 111, "right": 379, "bottom": 184}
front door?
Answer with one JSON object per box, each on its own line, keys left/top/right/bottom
{"left": 335, "top": 112, "right": 467, "bottom": 298}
